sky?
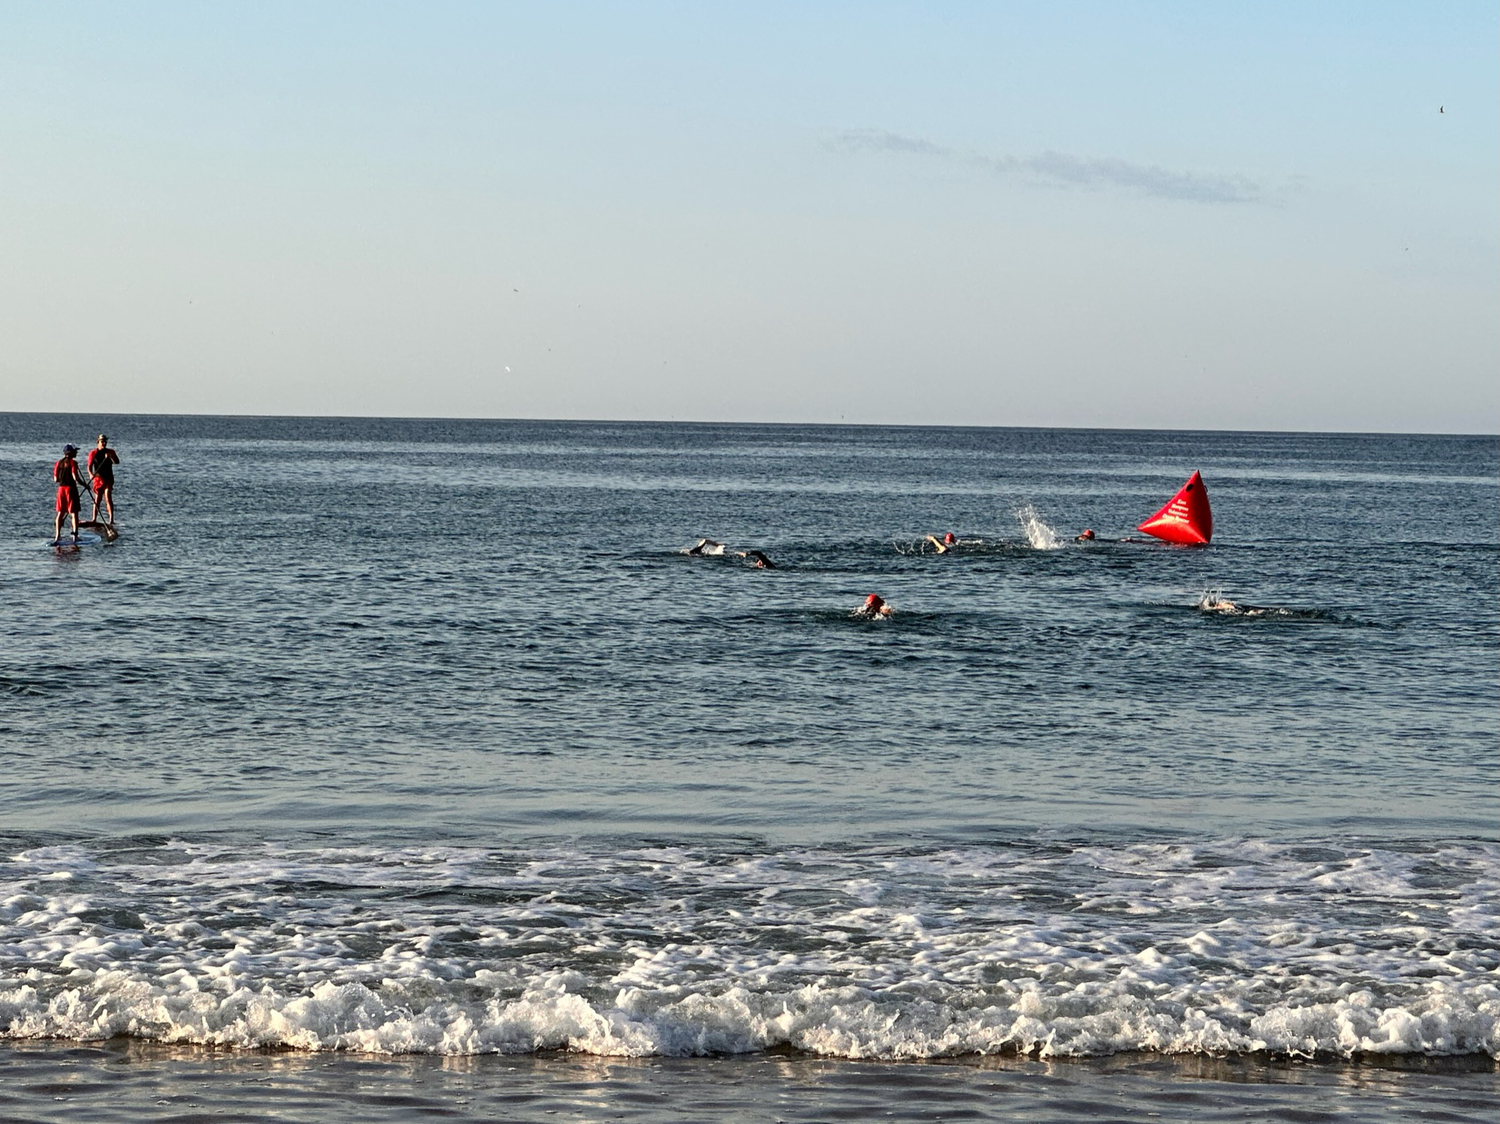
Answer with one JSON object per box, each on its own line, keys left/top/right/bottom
{"left": 1, "top": 1, "right": 1495, "bottom": 431}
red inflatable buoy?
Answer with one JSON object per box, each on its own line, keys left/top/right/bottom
{"left": 1137, "top": 471, "right": 1212, "bottom": 545}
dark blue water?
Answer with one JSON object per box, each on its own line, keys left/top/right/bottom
{"left": 1, "top": 415, "right": 1495, "bottom": 1120}
{"left": 4, "top": 417, "right": 1494, "bottom": 838}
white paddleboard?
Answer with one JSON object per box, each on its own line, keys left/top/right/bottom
{"left": 48, "top": 531, "right": 104, "bottom": 547}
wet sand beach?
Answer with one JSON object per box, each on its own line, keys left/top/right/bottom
{"left": 3, "top": 1042, "right": 1497, "bottom": 1124}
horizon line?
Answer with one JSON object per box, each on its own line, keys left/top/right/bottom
{"left": 0, "top": 409, "right": 1494, "bottom": 441}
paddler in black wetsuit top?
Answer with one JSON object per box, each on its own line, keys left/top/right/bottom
{"left": 87, "top": 434, "right": 120, "bottom": 526}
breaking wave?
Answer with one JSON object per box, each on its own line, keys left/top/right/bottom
{"left": 2, "top": 838, "right": 1496, "bottom": 1060}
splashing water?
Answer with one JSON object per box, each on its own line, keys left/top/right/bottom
{"left": 1016, "top": 505, "right": 1061, "bottom": 550}
{"left": 1199, "top": 588, "right": 1231, "bottom": 611}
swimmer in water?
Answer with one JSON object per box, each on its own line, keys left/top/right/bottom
{"left": 1199, "top": 592, "right": 1281, "bottom": 618}
{"left": 854, "top": 593, "right": 893, "bottom": 618}
{"left": 685, "top": 538, "right": 725, "bottom": 556}
{"left": 924, "top": 532, "right": 958, "bottom": 554}
{"left": 1075, "top": 529, "right": 1096, "bottom": 542}
{"left": 737, "top": 550, "right": 776, "bottom": 569}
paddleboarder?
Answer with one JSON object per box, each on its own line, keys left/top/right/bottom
{"left": 51, "top": 444, "right": 88, "bottom": 545}
{"left": 87, "top": 434, "right": 120, "bottom": 526}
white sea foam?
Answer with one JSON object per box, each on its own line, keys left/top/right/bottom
{"left": 1016, "top": 505, "right": 1061, "bottom": 550}
{"left": 2, "top": 839, "right": 1496, "bottom": 1059}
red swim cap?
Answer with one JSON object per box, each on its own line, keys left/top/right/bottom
{"left": 943, "top": 532, "right": 956, "bottom": 544}
{"left": 865, "top": 594, "right": 882, "bottom": 607}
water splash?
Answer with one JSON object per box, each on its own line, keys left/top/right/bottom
{"left": 1016, "top": 505, "right": 1061, "bottom": 550}
{"left": 1196, "top": 590, "right": 1319, "bottom": 620}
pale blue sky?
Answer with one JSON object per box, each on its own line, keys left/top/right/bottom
{"left": 1, "top": 2, "right": 1495, "bottom": 430}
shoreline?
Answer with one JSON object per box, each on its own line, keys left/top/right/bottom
{"left": 4, "top": 1040, "right": 1496, "bottom": 1124}
{"left": 5, "top": 1037, "right": 1496, "bottom": 1073}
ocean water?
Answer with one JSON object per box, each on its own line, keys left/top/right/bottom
{"left": 1, "top": 415, "right": 1496, "bottom": 1121}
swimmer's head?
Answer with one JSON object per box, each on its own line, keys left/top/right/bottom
{"left": 865, "top": 594, "right": 883, "bottom": 608}
{"left": 943, "top": 532, "right": 956, "bottom": 545}
{"left": 1079, "top": 529, "right": 1095, "bottom": 541}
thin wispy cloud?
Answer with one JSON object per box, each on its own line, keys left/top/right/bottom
{"left": 827, "top": 129, "right": 1263, "bottom": 205}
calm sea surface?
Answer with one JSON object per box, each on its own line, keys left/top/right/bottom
{"left": 1, "top": 415, "right": 1496, "bottom": 1122}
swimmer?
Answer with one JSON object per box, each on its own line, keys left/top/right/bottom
{"left": 854, "top": 593, "right": 893, "bottom": 619}
{"left": 1198, "top": 592, "right": 1270, "bottom": 616}
{"left": 924, "top": 532, "right": 959, "bottom": 554}
{"left": 1199, "top": 592, "right": 1281, "bottom": 618}
{"left": 685, "top": 538, "right": 725, "bottom": 556}
{"left": 737, "top": 550, "right": 777, "bottom": 569}
{"left": 1198, "top": 592, "right": 1238, "bottom": 613}
{"left": 1075, "top": 529, "right": 1096, "bottom": 542}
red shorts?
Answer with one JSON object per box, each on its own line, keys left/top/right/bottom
{"left": 56, "top": 486, "right": 80, "bottom": 514}
{"left": 92, "top": 476, "right": 109, "bottom": 493}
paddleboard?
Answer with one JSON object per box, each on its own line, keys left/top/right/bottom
{"left": 47, "top": 531, "right": 104, "bottom": 547}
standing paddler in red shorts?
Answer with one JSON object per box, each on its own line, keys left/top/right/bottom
{"left": 52, "top": 444, "right": 88, "bottom": 544}
{"left": 87, "top": 433, "right": 120, "bottom": 526}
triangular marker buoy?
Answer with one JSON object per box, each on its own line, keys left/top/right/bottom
{"left": 1137, "top": 470, "right": 1212, "bottom": 545}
